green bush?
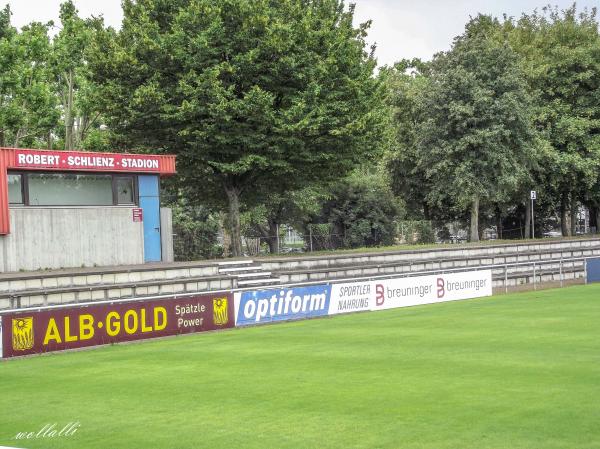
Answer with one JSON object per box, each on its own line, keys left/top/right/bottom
{"left": 311, "top": 172, "right": 402, "bottom": 249}
{"left": 171, "top": 203, "right": 223, "bottom": 261}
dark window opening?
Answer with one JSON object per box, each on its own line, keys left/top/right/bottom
{"left": 7, "top": 172, "right": 138, "bottom": 207}
{"left": 8, "top": 173, "right": 24, "bottom": 205}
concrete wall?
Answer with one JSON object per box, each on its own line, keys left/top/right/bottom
{"left": 261, "top": 238, "right": 600, "bottom": 274}
{"left": 160, "top": 207, "right": 174, "bottom": 263}
{"left": 0, "top": 207, "right": 144, "bottom": 272}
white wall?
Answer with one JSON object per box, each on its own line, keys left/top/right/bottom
{"left": 0, "top": 207, "right": 144, "bottom": 272}
{"left": 160, "top": 207, "right": 174, "bottom": 263}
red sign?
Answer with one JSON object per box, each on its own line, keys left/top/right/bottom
{"left": 14, "top": 150, "right": 163, "bottom": 173}
{"left": 1, "top": 293, "right": 233, "bottom": 358}
{"left": 133, "top": 208, "right": 143, "bottom": 222}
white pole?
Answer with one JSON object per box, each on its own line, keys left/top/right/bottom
{"left": 531, "top": 197, "right": 535, "bottom": 239}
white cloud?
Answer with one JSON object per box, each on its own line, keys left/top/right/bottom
{"left": 6, "top": 0, "right": 123, "bottom": 30}
{"left": 354, "top": 0, "right": 600, "bottom": 66}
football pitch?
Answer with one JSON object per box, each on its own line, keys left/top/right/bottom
{"left": 1, "top": 284, "right": 600, "bottom": 449}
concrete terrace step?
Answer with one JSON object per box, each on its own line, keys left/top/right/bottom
{"left": 217, "top": 260, "right": 255, "bottom": 266}
{"left": 218, "top": 266, "right": 263, "bottom": 274}
{"left": 258, "top": 238, "right": 600, "bottom": 272}
{"left": 235, "top": 272, "right": 273, "bottom": 279}
{"left": 237, "top": 278, "right": 281, "bottom": 287}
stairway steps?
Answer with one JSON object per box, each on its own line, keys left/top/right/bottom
{"left": 219, "top": 266, "right": 263, "bottom": 274}
{"left": 235, "top": 272, "right": 272, "bottom": 279}
{"left": 217, "top": 260, "right": 254, "bottom": 266}
{"left": 237, "top": 278, "right": 281, "bottom": 287}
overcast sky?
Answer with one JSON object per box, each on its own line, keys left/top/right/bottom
{"left": 6, "top": 0, "right": 600, "bottom": 66}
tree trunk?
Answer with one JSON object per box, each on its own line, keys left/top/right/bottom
{"left": 570, "top": 196, "right": 578, "bottom": 236}
{"left": 561, "top": 193, "right": 570, "bottom": 237}
{"left": 596, "top": 208, "right": 600, "bottom": 235}
{"left": 524, "top": 199, "right": 531, "bottom": 239}
{"left": 258, "top": 220, "right": 279, "bottom": 254}
{"left": 13, "top": 128, "right": 21, "bottom": 148}
{"left": 266, "top": 220, "right": 278, "bottom": 254}
{"left": 224, "top": 185, "right": 242, "bottom": 257}
{"left": 470, "top": 195, "right": 479, "bottom": 242}
{"left": 496, "top": 209, "right": 503, "bottom": 240}
{"left": 423, "top": 202, "right": 431, "bottom": 221}
{"left": 65, "top": 71, "right": 75, "bottom": 151}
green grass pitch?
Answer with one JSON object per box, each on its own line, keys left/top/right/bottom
{"left": 1, "top": 284, "right": 600, "bottom": 449}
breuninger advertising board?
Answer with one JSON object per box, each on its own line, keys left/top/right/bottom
{"left": 327, "top": 270, "right": 493, "bottom": 316}
{"left": 0, "top": 293, "right": 234, "bottom": 358}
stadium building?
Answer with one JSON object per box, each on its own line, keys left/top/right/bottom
{"left": 0, "top": 147, "right": 176, "bottom": 272}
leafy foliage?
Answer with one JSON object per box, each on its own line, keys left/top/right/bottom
{"left": 311, "top": 171, "right": 402, "bottom": 249}
{"left": 0, "top": 7, "right": 59, "bottom": 147}
{"left": 171, "top": 200, "right": 223, "bottom": 261}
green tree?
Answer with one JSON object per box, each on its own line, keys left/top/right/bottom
{"left": 0, "top": 6, "right": 58, "bottom": 148}
{"left": 381, "top": 59, "right": 432, "bottom": 219}
{"left": 504, "top": 6, "right": 600, "bottom": 236}
{"left": 417, "top": 15, "right": 535, "bottom": 241}
{"left": 88, "top": 0, "right": 387, "bottom": 257}
{"left": 52, "top": 0, "right": 103, "bottom": 151}
{"left": 312, "top": 170, "right": 402, "bottom": 249}
{"left": 242, "top": 187, "right": 326, "bottom": 254}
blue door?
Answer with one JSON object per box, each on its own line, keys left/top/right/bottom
{"left": 138, "top": 175, "right": 162, "bottom": 262}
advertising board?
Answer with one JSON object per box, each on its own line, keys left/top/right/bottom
{"left": 371, "top": 270, "right": 493, "bottom": 311}
{"left": 586, "top": 257, "right": 600, "bottom": 283}
{"left": 1, "top": 293, "right": 233, "bottom": 358}
{"left": 328, "top": 281, "right": 372, "bottom": 315}
{"left": 327, "top": 270, "right": 493, "bottom": 315}
{"left": 235, "top": 285, "right": 331, "bottom": 326}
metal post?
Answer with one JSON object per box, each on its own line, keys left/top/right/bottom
{"left": 531, "top": 197, "right": 535, "bottom": 239}
{"left": 276, "top": 224, "right": 280, "bottom": 254}
{"left": 533, "top": 262, "right": 536, "bottom": 290}
{"left": 309, "top": 225, "right": 313, "bottom": 252}
{"left": 505, "top": 264, "right": 508, "bottom": 294}
{"left": 560, "top": 258, "right": 563, "bottom": 288}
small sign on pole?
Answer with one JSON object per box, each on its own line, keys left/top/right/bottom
{"left": 530, "top": 191, "right": 537, "bottom": 200}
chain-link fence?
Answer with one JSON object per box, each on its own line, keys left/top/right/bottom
{"left": 173, "top": 220, "right": 600, "bottom": 259}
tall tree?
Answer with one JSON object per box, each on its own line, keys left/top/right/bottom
{"left": 52, "top": 0, "right": 102, "bottom": 150}
{"left": 88, "top": 0, "right": 387, "bottom": 256}
{"left": 504, "top": 6, "right": 600, "bottom": 236}
{"left": 0, "top": 6, "right": 58, "bottom": 148}
{"left": 381, "top": 59, "right": 432, "bottom": 219}
{"left": 417, "top": 15, "right": 535, "bottom": 241}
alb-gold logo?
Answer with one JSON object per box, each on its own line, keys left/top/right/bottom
{"left": 12, "top": 317, "right": 34, "bottom": 351}
{"left": 213, "top": 298, "right": 228, "bottom": 326}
